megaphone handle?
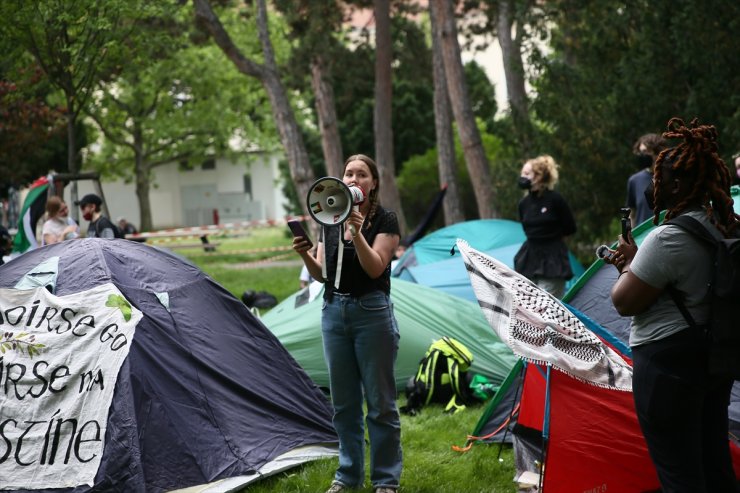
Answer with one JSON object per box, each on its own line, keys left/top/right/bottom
{"left": 348, "top": 205, "right": 359, "bottom": 236}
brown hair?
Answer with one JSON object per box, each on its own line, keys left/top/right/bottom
{"left": 344, "top": 154, "right": 380, "bottom": 230}
{"left": 632, "top": 133, "right": 668, "bottom": 158}
{"left": 45, "top": 196, "right": 63, "bottom": 218}
{"left": 652, "top": 117, "right": 739, "bottom": 236}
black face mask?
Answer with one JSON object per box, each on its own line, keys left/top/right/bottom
{"left": 643, "top": 182, "right": 655, "bottom": 210}
{"left": 636, "top": 153, "right": 653, "bottom": 170}
{"left": 517, "top": 177, "right": 532, "bottom": 190}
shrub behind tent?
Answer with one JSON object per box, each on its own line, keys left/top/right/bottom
{"left": 0, "top": 239, "right": 337, "bottom": 492}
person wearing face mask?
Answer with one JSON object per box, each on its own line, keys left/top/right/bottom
{"left": 604, "top": 118, "right": 739, "bottom": 492}
{"left": 41, "top": 196, "right": 79, "bottom": 245}
{"left": 626, "top": 133, "right": 668, "bottom": 228}
{"left": 513, "top": 155, "right": 576, "bottom": 299}
{"left": 292, "top": 154, "right": 402, "bottom": 493}
{"left": 75, "top": 194, "right": 123, "bottom": 239}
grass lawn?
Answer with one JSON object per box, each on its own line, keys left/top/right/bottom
{"left": 176, "top": 226, "right": 519, "bottom": 493}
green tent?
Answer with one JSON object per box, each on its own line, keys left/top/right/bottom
{"left": 261, "top": 278, "right": 518, "bottom": 391}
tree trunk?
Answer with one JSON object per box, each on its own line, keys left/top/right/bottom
{"left": 497, "top": 0, "right": 532, "bottom": 152}
{"left": 65, "top": 99, "right": 80, "bottom": 221}
{"left": 133, "top": 124, "right": 153, "bottom": 232}
{"left": 430, "top": 1, "right": 465, "bottom": 225}
{"left": 311, "top": 55, "right": 344, "bottom": 179}
{"left": 193, "top": 0, "right": 315, "bottom": 218}
{"left": 430, "top": 0, "right": 497, "bottom": 218}
{"left": 373, "top": 0, "right": 407, "bottom": 233}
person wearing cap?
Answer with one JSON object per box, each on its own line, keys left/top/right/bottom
{"left": 76, "top": 194, "right": 122, "bottom": 239}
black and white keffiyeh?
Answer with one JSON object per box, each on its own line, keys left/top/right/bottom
{"left": 457, "top": 240, "right": 632, "bottom": 391}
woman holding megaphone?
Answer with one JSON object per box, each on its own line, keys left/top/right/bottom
{"left": 292, "top": 154, "right": 402, "bottom": 493}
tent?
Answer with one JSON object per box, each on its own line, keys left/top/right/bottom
{"left": 0, "top": 239, "right": 337, "bottom": 492}
{"left": 393, "top": 219, "right": 585, "bottom": 303}
{"left": 260, "top": 278, "right": 519, "bottom": 391}
{"left": 464, "top": 189, "right": 740, "bottom": 491}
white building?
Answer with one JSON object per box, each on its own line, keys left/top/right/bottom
{"left": 69, "top": 153, "right": 287, "bottom": 231}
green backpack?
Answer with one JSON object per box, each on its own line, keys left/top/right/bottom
{"left": 401, "top": 336, "right": 477, "bottom": 415}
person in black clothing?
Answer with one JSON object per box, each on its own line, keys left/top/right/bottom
{"left": 292, "top": 154, "right": 402, "bottom": 493}
{"left": 625, "top": 133, "right": 668, "bottom": 228}
{"left": 514, "top": 154, "right": 576, "bottom": 298}
{"left": 75, "top": 194, "right": 122, "bottom": 239}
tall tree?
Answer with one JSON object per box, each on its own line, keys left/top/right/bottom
{"left": 1, "top": 0, "right": 135, "bottom": 210}
{"left": 495, "top": 0, "right": 533, "bottom": 152}
{"left": 430, "top": 0, "right": 497, "bottom": 218}
{"left": 374, "top": 0, "right": 407, "bottom": 233}
{"left": 429, "top": 0, "right": 465, "bottom": 225}
{"left": 273, "top": 0, "right": 346, "bottom": 178}
{"left": 193, "top": 0, "right": 316, "bottom": 218}
{"left": 86, "top": 11, "right": 271, "bottom": 232}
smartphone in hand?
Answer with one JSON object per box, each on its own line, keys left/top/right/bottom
{"left": 288, "top": 220, "right": 313, "bottom": 248}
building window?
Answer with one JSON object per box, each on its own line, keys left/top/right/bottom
{"left": 243, "top": 175, "right": 252, "bottom": 198}
{"left": 202, "top": 158, "right": 216, "bottom": 170}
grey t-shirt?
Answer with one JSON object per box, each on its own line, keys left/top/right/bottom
{"left": 629, "top": 209, "right": 714, "bottom": 347}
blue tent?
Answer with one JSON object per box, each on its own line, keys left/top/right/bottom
{"left": 393, "top": 219, "right": 584, "bottom": 302}
{"left": 0, "top": 239, "right": 337, "bottom": 493}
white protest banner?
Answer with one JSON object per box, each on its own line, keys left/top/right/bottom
{"left": 0, "top": 283, "right": 141, "bottom": 490}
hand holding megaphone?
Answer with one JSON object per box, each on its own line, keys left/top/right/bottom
{"left": 307, "top": 177, "right": 366, "bottom": 235}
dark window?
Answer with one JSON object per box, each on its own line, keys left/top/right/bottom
{"left": 202, "top": 158, "right": 216, "bottom": 170}
{"left": 243, "top": 175, "right": 252, "bottom": 196}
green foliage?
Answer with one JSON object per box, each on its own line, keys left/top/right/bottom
{"left": 529, "top": 0, "right": 740, "bottom": 258}
{"left": 398, "top": 126, "right": 519, "bottom": 229}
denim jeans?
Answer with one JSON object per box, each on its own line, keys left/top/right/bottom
{"left": 322, "top": 291, "right": 402, "bottom": 489}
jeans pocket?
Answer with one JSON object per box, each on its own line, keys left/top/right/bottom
{"left": 358, "top": 292, "right": 389, "bottom": 311}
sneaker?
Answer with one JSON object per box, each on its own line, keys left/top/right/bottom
{"left": 374, "top": 488, "right": 397, "bottom": 493}
{"left": 325, "top": 481, "right": 348, "bottom": 493}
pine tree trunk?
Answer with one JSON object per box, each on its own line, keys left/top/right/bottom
{"left": 430, "top": 1, "right": 465, "bottom": 225}
{"left": 311, "top": 55, "right": 344, "bottom": 179}
{"left": 373, "top": 0, "right": 407, "bottom": 233}
{"left": 430, "top": 0, "right": 497, "bottom": 218}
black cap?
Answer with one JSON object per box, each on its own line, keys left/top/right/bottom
{"left": 75, "top": 193, "right": 102, "bottom": 207}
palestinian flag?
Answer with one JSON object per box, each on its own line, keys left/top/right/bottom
{"left": 12, "top": 176, "right": 49, "bottom": 254}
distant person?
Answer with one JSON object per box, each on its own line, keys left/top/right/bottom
{"left": 41, "top": 196, "right": 79, "bottom": 245}
{"left": 390, "top": 242, "right": 407, "bottom": 271}
{"left": 514, "top": 155, "right": 576, "bottom": 299}
{"left": 117, "top": 217, "right": 138, "bottom": 236}
{"left": 732, "top": 152, "right": 740, "bottom": 186}
{"left": 76, "top": 194, "right": 122, "bottom": 239}
{"left": 626, "top": 133, "right": 668, "bottom": 228}
{"left": 605, "top": 117, "right": 739, "bottom": 492}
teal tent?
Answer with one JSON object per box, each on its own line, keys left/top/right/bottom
{"left": 393, "top": 219, "right": 584, "bottom": 302}
{"left": 261, "top": 278, "right": 518, "bottom": 391}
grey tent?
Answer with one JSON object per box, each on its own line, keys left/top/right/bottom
{"left": 0, "top": 239, "right": 337, "bottom": 492}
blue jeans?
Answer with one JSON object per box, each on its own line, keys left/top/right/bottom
{"left": 322, "top": 291, "right": 402, "bottom": 489}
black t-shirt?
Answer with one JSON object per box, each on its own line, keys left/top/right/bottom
{"left": 321, "top": 206, "right": 400, "bottom": 299}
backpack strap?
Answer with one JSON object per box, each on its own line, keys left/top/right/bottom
{"left": 664, "top": 214, "right": 718, "bottom": 331}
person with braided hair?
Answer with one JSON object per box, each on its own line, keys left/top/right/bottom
{"left": 293, "top": 154, "right": 402, "bottom": 493}
{"left": 604, "top": 118, "right": 739, "bottom": 492}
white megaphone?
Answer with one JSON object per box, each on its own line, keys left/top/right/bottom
{"left": 307, "top": 177, "right": 366, "bottom": 235}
